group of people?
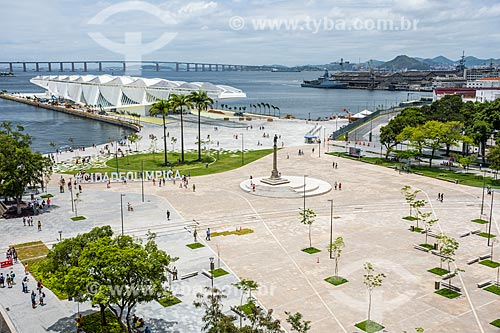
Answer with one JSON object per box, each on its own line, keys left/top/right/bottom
{"left": 0, "top": 271, "right": 15, "bottom": 288}
{"left": 437, "top": 193, "right": 445, "bottom": 202}
{"left": 6, "top": 247, "right": 18, "bottom": 262}
{"left": 334, "top": 181, "right": 342, "bottom": 190}
{"left": 132, "top": 315, "right": 152, "bottom": 333}
{"left": 22, "top": 216, "right": 42, "bottom": 231}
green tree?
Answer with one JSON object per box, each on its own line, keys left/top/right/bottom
{"left": 149, "top": 99, "right": 172, "bottom": 166}
{"left": 233, "top": 279, "right": 259, "bottom": 327}
{"left": 189, "top": 90, "right": 213, "bottom": 161}
{"left": 194, "top": 287, "right": 239, "bottom": 333}
{"left": 363, "top": 262, "right": 386, "bottom": 322}
{"left": 421, "top": 212, "right": 438, "bottom": 245}
{"left": 299, "top": 208, "right": 317, "bottom": 249}
{"left": 425, "top": 94, "right": 464, "bottom": 123}
{"left": 285, "top": 312, "right": 311, "bottom": 333}
{"left": 437, "top": 234, "right": 459, "bottom": 271}
{"left": 66, "top": 232, "right": 175, "bottom": 331}
{"left": 487, "top": 145, "right": 500, "bottom": 172}
{"left": 401, "top": 186, "right": 420, "bottom": 217}
{"left": 412, "top": 199, "right": 427, "bottom": 229}
{"left": 0, "top": 122, "right": 53, "bottom": 214}
{"left": 169, "top": 94, "right": 194, "bottom": 163}
{"left": 327, "top": 236, "right": 345, "bottom": 277}
{"left": 127, "top": 132, "right": 142, "bottom": 152}
{"left": 468, "top": 119, "right": 492, "bottom": 163}
{"left": 380, "top": 107, "right": 425, "bottom": 158}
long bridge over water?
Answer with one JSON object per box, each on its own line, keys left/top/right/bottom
{"left": 0, "top": 60, "right": 262, "bottom": 73}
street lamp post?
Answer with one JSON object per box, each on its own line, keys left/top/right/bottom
{"left": 241, "top": 133, "right": 244, "bottom": 165}
{"left": 488, "top": 190, "right": 495, "bottom": 246}
{"left": 303, "top": 175, "right": 308, "bottom": 214}
{"left": 115, "top": 139, "right": 119, "bottom": 174}
{"left": 141, "top": 160, "right": 145, "bottom": 202}
{"left": 58, "top": 230, "right": 62, "bottom": 241}
{"left": 481, "top": 170, "right": 487, "bottom": 216}
{"left": 120, "top": 194, "right": 126, "bottom": 235}
{"left": 69, "top": 178, "right": 74, "bottom": 213}
{"left": 328, "top": 199, "right": 333, "bottom": 259}
{"left": 318, "top": 139, "right": 321, "bottom": 158}
{"left": 209, "top": 257, "right": 215, "bottom": 289}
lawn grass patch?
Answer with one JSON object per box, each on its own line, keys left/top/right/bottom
{"left": 81, "top": 310, "right": 125, "bottom": 333}
{"left": 71, "top": 216, "right": 87, "bottom": 221}
{"left": 211, "top": 228, "right": 253, "bottom": 237}
{"left": 324, "top": 276, "right": 348, "bottom": 286}
{"left": 68, "top": 149, "right": 273, "bottom": 177}
{"left": 435, "top": 288, "right": 461, "bottom": 299}
{"left": 412, "top": 227, "right": 424, "bottom": 233}
{"left": 419, "top": 243, "right": 434, "bottom": 250}
{"left": 403, "top": 216, "right": 418, "bottom": 221}
{"left": 484, "top": 285, "right": 500, "bottom": 296}
{"left": 12, "top": 241, "right": 49, "bottom": 261}
{"left": 490, "top": 319, "right": 500, "bottom": 328}
{"left": 355, "top": 320, "right": 385, "bottom": 333}
{"left": 428, "top": 267, "right": 450, "bottom": 276}
{"left": 158, "top": 295, "right": 182, "bottom": 307}
{"left": 478, "top": 232, "right": 496, "bottom": 239}
{"left": 479, "top": 260, "right": 500, "bottom": 268}
{"left": 301, "top": 247, "right": 321, "bottom": 254}
{"left": 211, "top": 268, "right": 229, "bottom": 278}
{"left": 471, "top": 218, "right": 489, "bottom": 224}
{"left": 186, "top": 242, "right": 205, "bottom": 249}
{"left": 28, "top": 258, "right": 67, "bottom": 300}
{"left": 40, "top": 193, "right": 54, "bottom": 199}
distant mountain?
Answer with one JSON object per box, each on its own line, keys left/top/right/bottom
{"left": 463, "top": 56, "right": 497, "bottom": 67}
{"left": 432, "top": 56, "right": 455, "bottom": 65}
{"left": 379, "top": 55, "right": 431, "bottom": 71}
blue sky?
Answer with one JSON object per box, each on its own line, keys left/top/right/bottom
{"left": 1, "top": 0, "right": 499, "bottom": 65}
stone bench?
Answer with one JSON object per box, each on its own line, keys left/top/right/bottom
{"left": 471, "top": 230, "right": 481, "bottom": 235}
{"left": 467, "top": 257, "right": 479, "bottom": 265}
{"left": 442, "top": 272, "right": 456, "bottom": 280}
{"left": 202, "top": 269, "right": 213, "bottom": 279}
{"left": 443, "top": 284, "right": 461, "bottom": 293}
{"left": 478, "top": 280, "right": 492, "bottom": 288}
{"left": 180, "top": 271, "right": 198, "bottom": 280}
{"left": 479, "top": 254, "right": 492, "bottom": 260}
{"left": 413, "top": 245, "right": 429, "bottom": 252}
{"left": 460, "top": 231, "right": 471, "bottom": 238}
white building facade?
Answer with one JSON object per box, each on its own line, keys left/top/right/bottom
{"left": 30, "top": 75, "right": 246, "bottom": 115}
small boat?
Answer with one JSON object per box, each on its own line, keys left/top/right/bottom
{"left": 0, "top": 72, "right": 15, "bottom": 77}
{"left": 301, "top": 69, "right": 347, "bottom": 89}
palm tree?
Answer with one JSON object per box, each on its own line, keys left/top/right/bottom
{"left": 188, "top": 90, "right": 213, "bottom": 161}
{"left": 149, "top": 99, "right": 172, "bottom": 166}
{"left": 169, "top": 94, "right": 193, "bottom": 163}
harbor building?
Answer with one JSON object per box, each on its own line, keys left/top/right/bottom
{"left": 30, "top": 75, "right": 246, "bottom": 115}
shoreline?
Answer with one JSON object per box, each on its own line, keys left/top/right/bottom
{"left": 0, "top": 93, "right": 141, "bottom": 132}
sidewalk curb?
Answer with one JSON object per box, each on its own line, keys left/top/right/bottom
{"left": 0, "top": 304, "right": 17, "bottom": 333}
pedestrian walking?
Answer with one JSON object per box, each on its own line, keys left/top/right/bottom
{"left": 338, "top": 182, "right": 342, "bottom": 190}
{"left": 193, "top": 184, "right": 196, "bottom": 192}
{"left": 166, "top": 210, "right": 170, "bottom": 221}
{"left": 37, "top": 220, "right": 42, "bottom": 231}
{"left": 39, "top": 290, "right": 45, "bottom": 306}
{"left": 206, "top": 228, "right": 211, "bottom": 241}
{"left": 437, "top": 193, "right": 441, "bottom": 201}
{"left": 440, "top": 193, "right": 444, "bottom": 202}
{"left": 334, "top": 181, "right": 338, "bottom": 190}
{"left": 335, "top": 162, "right": 338, "bottom": 169}
{"left": 31, "top": 291, "right": 37, "bottom": 308}
{"left": 194, "top": 227, "right": 198, "bottom": 242}
{"left": 23, "top": 217, "right": 26, "bottom": 226}
{"left": 0, "top": 273, "right": 4, "bottom": 288}
{"left": 332, "top": 161, "right": 335, "bottom": 168}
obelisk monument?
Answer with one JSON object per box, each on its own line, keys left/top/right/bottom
{"left": 261, "top": 135, "right": 289, "bottom": 185}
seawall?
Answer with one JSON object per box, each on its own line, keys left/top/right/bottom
{"left": 0, "top": 94, "right": 141, "bottom": 132}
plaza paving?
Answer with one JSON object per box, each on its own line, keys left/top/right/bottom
{"left": 2, "top": 114, "right": 500, "bottom": 332}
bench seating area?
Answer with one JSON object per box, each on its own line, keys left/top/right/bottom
{"left": 478, "top": 280, "right": 492, "bottom": 288}
{"left": 202, "top": 269, "right": 213, "bottom": 279}
{"left": 413, "top": 245, "right": 430, "bottom": 252}
{"left": 180, "top": 271, "right": 198, "bottom": 280}
{"left": 467, "top": 257, "right": 479, "bottom": 265}
{"left": 442, "top": 283, "right": 462, "bottom": 293}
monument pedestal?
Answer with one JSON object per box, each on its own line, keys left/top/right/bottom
{"left": 260, "top": 177, "right": 290, "bottom": 185}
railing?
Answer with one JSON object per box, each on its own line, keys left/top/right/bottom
{"left": 330, "top": 107, "right": 400, "bottom": 140}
